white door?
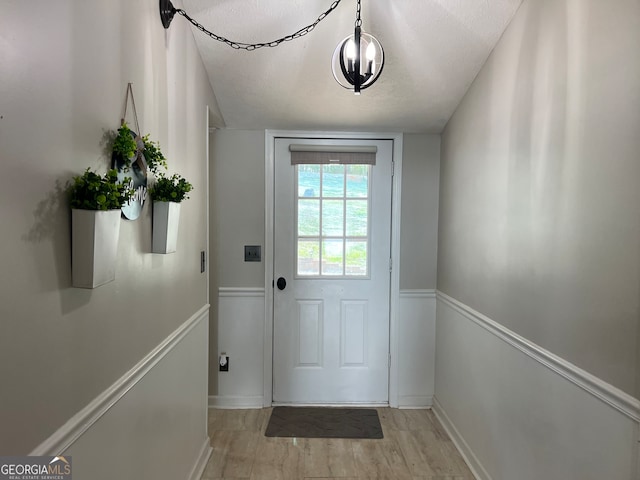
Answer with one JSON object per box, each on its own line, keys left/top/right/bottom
{"left": 273, "top": 137, "right": 393, "bottom": 404}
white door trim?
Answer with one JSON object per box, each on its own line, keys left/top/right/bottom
{"left": 264, "top": 130, "right": 403, "bottom": 407}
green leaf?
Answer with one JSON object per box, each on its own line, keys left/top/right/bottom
{"left": 68, "top": 168, "right": 134, "bottom": 210}
{"left": 148, "top": 172, "right": 193, "bottom": 203}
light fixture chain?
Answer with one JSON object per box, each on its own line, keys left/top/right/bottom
{"left": 355, "top": 0, "right": 362, "bottom": 27}
{"left": 175, "top": 0, "right": 342, "bottom": 51}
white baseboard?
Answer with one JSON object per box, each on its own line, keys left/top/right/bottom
{"left": 398, "top": 394, "right": 433, "bottom": 408}
{"left": 209, "top": 395, "right": 265, "bottom": 409}
{"left": 433, "top": 396, "right": 488, "bottom": 480}
{"left": 188, "top": 438, "right": 213, "bottom": 480}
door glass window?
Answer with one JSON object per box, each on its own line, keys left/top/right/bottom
{"left": 296, "top": 164, "right": 370, "bottom": 277}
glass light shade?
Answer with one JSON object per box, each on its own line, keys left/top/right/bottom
{"left": 331, "top": 30, "right": 384, "bottom": 93}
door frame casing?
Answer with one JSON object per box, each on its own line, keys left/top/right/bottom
{"left": 264, "top": 130, "right": 403, "bottom": 407}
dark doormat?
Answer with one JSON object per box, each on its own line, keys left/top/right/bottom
{"left": 265, "top": 406, "right": 383, "bottom": 439}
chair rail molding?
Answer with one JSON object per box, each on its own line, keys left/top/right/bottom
{"left": 31, "top": 305, "right": 210, "bottom": 456}
{"left": 219, "top": 287, "right": 266, "bottom": 297}
{"left": 436, "top": 291, "right": 640, "bottom": 421}
{"left": 30, "top": 306, "right": 211, "bottom": 480}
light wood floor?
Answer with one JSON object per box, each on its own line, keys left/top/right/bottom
{"left": 202, "top": 407, "right": 475, "bottom": 480}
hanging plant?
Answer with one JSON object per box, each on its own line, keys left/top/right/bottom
{"left": 149, "top": 173, "right": 193, "bottom": 203}
{"left": 112, "top": 122, "right": 138, "bottom": 171}
{"left": 142, "top": 135, "right": 168, "bottom": 176}
{"left": 149, "top": 173, "right": 192, "bottom": 254}
{"left": 69, "top": 168, "right": 133, "bottom": 210}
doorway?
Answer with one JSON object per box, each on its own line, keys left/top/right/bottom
{"left": 265, "top": 132, "right": 403, "bottom": 405}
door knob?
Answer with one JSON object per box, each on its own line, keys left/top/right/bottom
{"left": 276, "top": 277, "right": 287, "bottom": 290}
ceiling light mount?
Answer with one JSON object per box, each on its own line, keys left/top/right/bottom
{"left": 331, "top": 0, "right": 384, "bottom": 94}
{"left": 159, "top": 0, "right": 176, "bottom": 29}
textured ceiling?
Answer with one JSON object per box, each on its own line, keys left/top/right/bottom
{"left": 181, "top": 0, "right": 523, "bottom": 133}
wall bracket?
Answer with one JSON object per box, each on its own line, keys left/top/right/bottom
{"left": 160, "top": 0, "right": 176, "bottom": 29}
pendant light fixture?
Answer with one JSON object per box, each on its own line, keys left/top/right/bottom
{"left": 331, "top": 0, "right": 384, "bottom": 94}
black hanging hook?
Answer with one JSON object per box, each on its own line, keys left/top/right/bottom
{"left": 160, "top": 0, "right": 176, "bottom": 29}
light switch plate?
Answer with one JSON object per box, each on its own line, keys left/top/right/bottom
{"left": 244, "top": 245, "right": 261, "bottom": 262}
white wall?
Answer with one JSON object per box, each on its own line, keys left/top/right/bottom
{"left": 398, "top": 291, "right": 436, "bottom": 407}
{"left": 209, "top": 129, "right": 265, "bottom": 399}
{"left": 211, "top": 129, "right": 266, "bottom": 289}
{"left": 0, "top": 0, "right": 219, "bottom": 474}
{"left": 211, "top": 288, "right": 265, "bottom": 407}
{"left": 437, "top": 0, "right": 640, "bottom": 396}
{"left": 59, "top": 311, "right": 211, "bottom": 480}
{"left": 397, "top": 134, "right": 440, "bottom": 407}
{"left": 209, "top": 130, "right": 440, "bottom": 407}
{"left": 435, "top": 296, "right": 638, "bottom": 480}
{"left": 435, "top": 0, "right": 640, "bottom": 477}
{"left": 400, "top": 134, "right": 440, "bottom": 290}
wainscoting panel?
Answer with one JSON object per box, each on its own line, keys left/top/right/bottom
{"left": 434, "top": 293, "right": 639, "bottom": 480}
{"left": 31, "top": 306, "right": 211, "bottom": 480}
{"left": 212, "top": 288, "right": 436, "bottom": 409}
{"left": 210, "top": 288, "right": 265, "bottom": 408}
{"left": 397, "top": 290, "right": 436, "bottom": 408}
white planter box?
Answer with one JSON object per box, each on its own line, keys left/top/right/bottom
{"left": 152, "top": 201, "right": 181, "bottom": 254}
{"left": 72, "top": 209, "right": 121, "bottom": 288}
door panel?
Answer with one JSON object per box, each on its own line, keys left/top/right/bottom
{"left": 296, "top": 300, "right": 323, "bottom": 366}
{"left": 273, "top": 137, "right": 393, "bottom": 404}
{"left": 341, "top": 300, "right": 367, "bottom": 366}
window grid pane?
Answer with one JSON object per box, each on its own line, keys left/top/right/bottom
{"left": 346, "top": 165, "right": 369, "bottom": 198}
{"left": 345, "top": 199, "right": 368, "bottom": 236}
{"left": 298, "top": 165, "right": 321, "bottom": 197}
{"left": 322, "top": 239, "right": 344, "bottom": 276}
{"left": 296, "top": 164, "right": 370, "bottom": 277}
{"left": 322, "top": 164, "right": 345, "bottom": 197}
{"left": 298, "top": 199, "right": 320, "bottom": 236}
{"left": 298, "top": 240, "right": 320, "bottom": 275}
{"left": 322, "top": 199, "right": 344, "bottom": 236}
{"left": 345, "top": 240, "right": 367, "bottom": 275}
